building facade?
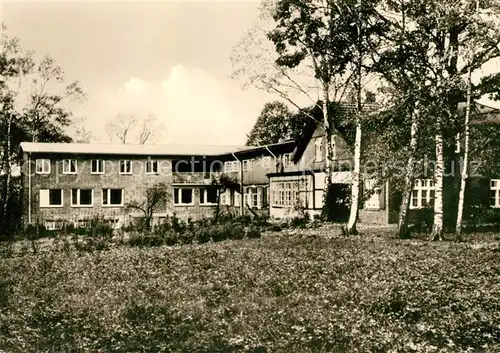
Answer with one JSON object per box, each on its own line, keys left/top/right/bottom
{"left": 20, "top": 141, "right": 296, "bottom": 229}
{"left": 20, "top": 101, "right": 500, "bottom": 230}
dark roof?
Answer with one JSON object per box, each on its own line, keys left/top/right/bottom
{"left": 291, "top": 101, "right": 382, "bottom": 163}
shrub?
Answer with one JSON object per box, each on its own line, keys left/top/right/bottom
{"left": 193, "top": 226, "right": 211, "bottom": 244}
{"left": 245, "top": 225, "right": 262, "bottom": 239}
{"left": 290, "top": 213, "right": 310, "bottom": 228}
{"left": 411, "top": 208, "right": 433, "bottom": 233}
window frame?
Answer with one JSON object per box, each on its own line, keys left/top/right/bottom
{"left": 62, "top": 159, "right": 78, "bottom": 174}
{"left": 410, "top": 179, "right": 435, "bottom": 209}
{"left": 102, "top": 188, "right": 124, "bottom": 207}
{"left": 91, "top": 159, "right": 105, "bottom": 174}
{"left": 491, "top": 179, "right": 500, "bottom": 208}
{"left": 283, "top": 153, "right": 292, "bottom": 167}
{"left": 119, "top": 160, "right": 132, "bottom": 175}
{"left": 200, "top": 188, "right": 218, "bottom": 206}
{"left": 173, "top": 188, "right": 194, "bottom": 206}
{"left": 314, "top": 137, "right": 323, "bottom": 162}
{"left": 71, "top": 188, "right": 94, "bottom": 207}
{"left": 145, "top": 159, "right": 159, "bottom": 174}
{"left": 224, "top": 161, "right": 233, "bottom": 173}
{"left": 35, "top": 159, "right": 51, "bottom": 174}
{"left": 40, "top": 189, "right": 64, "bottom": 208}
{"left": 364, "top": 179, "right": 381, "bottom": 210}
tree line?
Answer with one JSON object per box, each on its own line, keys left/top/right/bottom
{"left": 233, "top": 0, "right": 500, "bottom": 239}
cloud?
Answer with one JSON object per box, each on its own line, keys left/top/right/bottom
{"left": 122, "top": 77, "right": 151, "bottom": 95}
{"left": 99, "top": 65, "right": 261, "bottom": 146}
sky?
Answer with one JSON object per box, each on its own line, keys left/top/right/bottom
{"left": 1, "top": 1, "right": 499, "bottom": 146}
{"left": 1, "top": 1, "right": 272, "bottom": 146}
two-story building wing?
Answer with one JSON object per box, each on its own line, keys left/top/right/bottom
{"left": 20, "top": 141, "right": 296, "bottom": 229}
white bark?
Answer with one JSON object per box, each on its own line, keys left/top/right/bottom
{"left": 432, "top": 128, "right": 445, "bottom": 240}
{"left": 455, "top": 67, "right": 472, "bottom": 238}
{"left": 321, "top": 86, "right": 334, "bottom": 219}
{"left": 398, "top": 105, "right": 419, "bottom": 237}
{"left": 347, "top": 117, "right": 361, "bottom": 234}
{"left": 2, "top": 116, "right": 12, "bottom": 229}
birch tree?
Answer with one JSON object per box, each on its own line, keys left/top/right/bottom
{"left": 0, "top": 29, "right": 85, "bottom": 234}
{"left": 233, "top": 0, "right": 365, "bottom": 219}
{"left": 345, "top": 0, "right": 386, "bottom": 234}
{"left": 376, "top": 0, "right": 500, "bottom": 239}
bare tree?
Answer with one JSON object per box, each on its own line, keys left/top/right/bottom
{"left": 106, "top": 113, "right": 162, "bottom": 144}
{"left": 126, "top": 182, "right": 170, "bottom": 230}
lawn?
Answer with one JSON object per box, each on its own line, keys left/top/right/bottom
{"left": 0, "top": 228, "right": 499, "bottom": 352}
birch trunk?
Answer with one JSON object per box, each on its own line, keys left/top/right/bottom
{"left": 321, "top": 86, "right": 334, "bottom": 220}
{"left": 397, "top": 106, "right": 419, "bottom": 238}
{"left": 2, "top": 116, "right": 12, "bottom": 231}
{"left": 347, "top": 39, "right": 363, "bottom": 234}
{"left": 347, "top": 117, "right": 362, "bottom": 234}
{"left": 455, "top": 66, "right": 472, "bottom": 239}
{"left": 431, "top": 126, "right": 445, "bottom": 240}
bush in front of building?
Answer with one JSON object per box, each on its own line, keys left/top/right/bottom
{"left": 125, "top": 216, "right": 261, "bottom": 248}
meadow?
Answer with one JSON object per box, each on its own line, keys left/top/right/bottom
{"left": 0, "top": 227, "right": 499, "bottom": 352}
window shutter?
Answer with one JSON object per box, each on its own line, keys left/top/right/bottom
{"left": 257, "top": 187, "right": 262, "bottom": 209}
{"left": 39, "top": 189, "right": 49, "bottom": 207}
{"left": 244, "top": 190, "right": 249, "bottom": 207}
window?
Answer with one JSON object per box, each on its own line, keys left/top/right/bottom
{"left": 234, "top": 192, "right": 241, "bottom": 207}
{"left": 174, "top": 188, "right": 194, "bottom": 205}
{"left": 146, "top": 159, "right": 159, "bottom": 174}
{"left": 220, "top": 191, "right": 228, "bottom": 205}
{"left": 283, "top": 153, "right": 292, "bottom": 167}
{"left": 71, "top": 189, "right": 93, "bottom": 207}
{"left": 35, "top": 159, "right": 50, "bottom": 174}
{"left": 120, "top": 160, "right": 132, "bottom": 174}
{"left": 91, "top": 160, "right": 105, "bottom": 174}
{"left": 224, "top": 161, "right": 239, "bottom": 173}
{"left": 243, "top": 160, "right": 253, "bottom": 172}
{"left": 271, "top": 181, "right": 303, "bottom": 208}
{"left": 245, "top": 187, "right": 260, "bottom": 209}
{"left": 40, "top": 189, "right": 63, "bottom": 207}
{"left": 62, "top": 159, "right": 77, "bottom": 174}
{"left": 410, "top": 179, "right": 435, "bottom": 209}
{"left": 491, "top": 180, "right": 500, "bottom": 208}
{"left": 44, "top": 220, "right": 59, "bottom": 230}
{"left": 364, "top": 180, "right": 381, "bottom": 209}
{"left": 314, "top": 137, "right": 323, "bottom": 162}
{"left": 200, "top": 188, "right": 218, "bottom": 205}
{"left": 262, "top": 156, "right": 271, "bottom": 169}
{"left": 102, "top": 188, "right": 124, "bottom": 206}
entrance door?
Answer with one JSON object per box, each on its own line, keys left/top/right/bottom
{"left": 325, "top": 183, "right": 350, "bottom": 222}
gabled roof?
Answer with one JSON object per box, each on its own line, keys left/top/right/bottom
{"left": 20, "top": 142, "right": 250, "bottom": 157}
{"left": 291, "top": 102, "right": 382, "bottom": 163}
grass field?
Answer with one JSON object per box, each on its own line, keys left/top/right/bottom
{"left": 1, "top": 228, "right": 499, "bottom": 352}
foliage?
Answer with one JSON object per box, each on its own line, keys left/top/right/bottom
{"left": 1, "top": 229, "right": 499, "bottom": 352}
{"left": 0, "top": 29, "right": 85, "bottom": 236}
{"left": 246, "top": 101, "right": 305, "bottom": 146}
